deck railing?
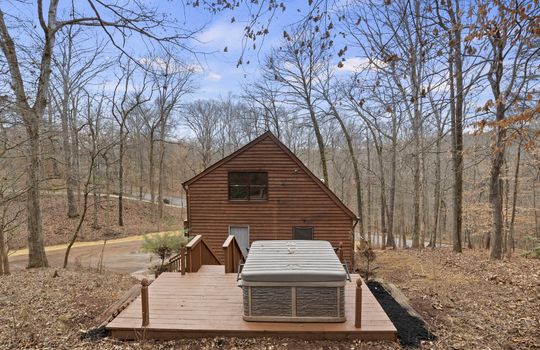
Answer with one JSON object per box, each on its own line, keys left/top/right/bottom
{"left": 222, "top": 235, "right": 244, "bottom": 273}
{"left": 185, "top": 235, "right": 221, "bottom": 273}
{"left": 163, "top": 235, "right": 220, "bottom": 274}
{"left": 164, "top": 246, "right": 186, "bottom": 275}
{"left": 355, "top": 278, "right": 362, "bottom": 328}
{"left": 141, "top": 278, "right": 150, "bottom": 327}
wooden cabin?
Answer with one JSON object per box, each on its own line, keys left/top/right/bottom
{"left": 182, "top": 131, "right": 358, "bottom": 265}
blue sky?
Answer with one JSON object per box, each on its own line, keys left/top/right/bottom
{"left": 121, "top": 0, "right": 332, "bottom": 99}
{"left": 163, "top": 0, "right": 329, "bottom": 99}
{"left": 1, "top": 0, "right": 317, "bottom": 97}
{"left": 2, "top": 0, "right": 365, "bottom": 100}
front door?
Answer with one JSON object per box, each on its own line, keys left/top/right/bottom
{"left": 229, "top": 225, "right": 249, "bottom": 257}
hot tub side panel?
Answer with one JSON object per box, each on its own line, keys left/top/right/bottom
{"left": 243, "top": 286, "right": 346, "bottom": 323}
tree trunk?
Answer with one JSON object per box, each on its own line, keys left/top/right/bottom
{"left": 103, "top": 154, "right": 111, "bottom": 224}
{"left": 59, "top": 79, "right": 78, "bottom": 218}
{"left": 92, "top": 162, "right": 100, "bottom": 229}
{"left": 375, "top": 144, "right": 388, "bottom": 249}
{"left": 488, "top": 34, "right": 506, "bottom": 260}
{"left": 64, "top": 156, "right": 95, "bottom": 268}
{"left": 158, "top": 124, "right": 166, "bottom": 222}
{"left": 307, "top": 104, "right": 329, "bottom": 186}
{"left": 149, "top": 135, "right": 155, "bottom": 205}
{"left": 440, "top": 199, "right": 447, "bottom": 248}
{"left": 446, "top": 0, "right": 464, "bottom": 253}
{"left": 25, "top": 114, "right": 48, "bottom": 268}
{"left": 366, "top": 133, "right": 372, "bottom": 246}
{"left": 420, "top": 134, "right": 428, "bottom": 249}
{"left": 329, "top": 104, "right": 364, "bottom": 241}
{"left": 385, "top": 119, "right": 397, "bottom": 249}
{"left": 507, "top": 143, "right": 521, "bottom": 257}
{"left": 411, "top": 139, "right": 421, "bottom": 249}
{"left": 534, "top": 173, "right": 539, "bottom": 239}
{"left": 0, "top": 226, "right": 9, "bottom": 275}
{"left": 70, "top": 108, "right": 81, "bottom": 208}
{"left": 118, "top": 124, "right": 125, "bottom": 227}
{"left": 138, "top": 141, "right": 144, "bottom": 201}
{"left": 503, "top": 157, "right": 510, "bottom": 254}
{"left": 429, "top": 113, "right": 443, "bottom": 248}
{"left": 489, "top": 106, "right": 506, "bottom": 260}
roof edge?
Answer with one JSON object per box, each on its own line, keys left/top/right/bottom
{"left": 182, "top": 131, "right": 274, "bottom": 187}
{"left": 182, "top": 131, "right": 358, "bottom": 220}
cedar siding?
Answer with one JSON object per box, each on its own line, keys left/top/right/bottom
{"left": 183, "top": 132, "right": 356, "bottom": 265}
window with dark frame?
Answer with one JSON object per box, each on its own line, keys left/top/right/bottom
{"left": 228, "top": 172, "right": 268, "bottom": 200}
{"left": 293, "top": 227, "right": 314, "bottom": 240}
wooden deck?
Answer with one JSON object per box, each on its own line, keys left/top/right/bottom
{"left": 107, "top": 265, "right": 397, "bottom": 341}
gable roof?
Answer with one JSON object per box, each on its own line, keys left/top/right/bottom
{"left": 182, "top": 131, "right": 358, "bottom": 220}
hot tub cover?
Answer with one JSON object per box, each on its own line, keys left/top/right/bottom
{"left": 240, "top": 240, "right": 346, "bottom": 282}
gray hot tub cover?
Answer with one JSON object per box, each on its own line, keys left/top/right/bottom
{"left": 240, "top": 240, "right": 346, "bottom": 282}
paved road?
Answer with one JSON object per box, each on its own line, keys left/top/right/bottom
{"left": 9, "top": 236, "right": 156, "bottom": 277}
{"left": 43, "top": 190, "right": 185, "bottom": 209}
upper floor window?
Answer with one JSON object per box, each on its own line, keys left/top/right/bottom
{"left": 293, "top": 227, "right": 314, "bottom": 240}
{"left": 228, "top": 172, "right": 268, "bottom": 200}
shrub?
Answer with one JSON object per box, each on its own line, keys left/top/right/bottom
{"left": 141, "top": 232, "right": 188, "bottom": 270}
{"left": 522, "top": 244, "right": 540, "bottom": 259}
{"left": 355, "top": 241, "right": 377, "bottom": 281}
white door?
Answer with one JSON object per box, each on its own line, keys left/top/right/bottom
{"left": 229, "top": 225, "right": 249, "bottom": 257}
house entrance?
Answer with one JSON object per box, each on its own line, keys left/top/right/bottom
{"left": 229, "top": 225, "right": 249, "bottom": 257}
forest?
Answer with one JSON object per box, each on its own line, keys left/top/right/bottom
{"left": 0, "top": 1, "right": 539, "bottom": 349}
{"left": 2, "top": 0, "right": 537, "bottom": 273}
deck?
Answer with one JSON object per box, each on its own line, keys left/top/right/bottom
{"left": 106, "top": 265, "right": 397, "bottom": 341}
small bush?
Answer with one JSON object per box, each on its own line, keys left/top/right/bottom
{"left": 355, "top": 240, "right": 377, "bottom": 281}
{"left": 522, "top": 244, "right": 540, "bottom": 259}
{"left": 141, "top": 232, "right": 188, "bottom": 269}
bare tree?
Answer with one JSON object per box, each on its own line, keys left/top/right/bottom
{"left": 111, "top": 58, "right": 150, "bottom": 226}
{"left": 263, "top": 25, "right": 330, "bottom": 185}
{"left": 183, "top": 100, "right": 222, "bottom": 170}
{"left": 0, "top": 109, "right": 26, "bottom": 275}
{"left": 243, "top": 79, "right": 285, "bottom": 138}
{"left": 63, "top": 92, "right": 111, "bottom": 268}
{"left": 0, "top": 0, "right": 197, "bottom": 268}
{"left": 315, "top": 64, "right": 365, "bottom": 242}
{"left": 145, "top": 53, "right": 195, "bottom": 221}
{"left": 471, "top": 0, "right": 539, "bottom": 259}
{"left": 50, "top": 24, "right": 110, "bottom": 218}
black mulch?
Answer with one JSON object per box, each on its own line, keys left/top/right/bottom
{"left": 367, "top": 281, "right": 436, "bottom": 347}
{"left": 81, "top": 326, "right": 108, "bottom": 340}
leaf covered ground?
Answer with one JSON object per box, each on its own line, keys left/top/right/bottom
{"left": 10, "top": 195, "right": 184, "bottom": 250}
{"left": 0, "top": 249, "right": 538, "bottom": 349}
{"left": 373, "top": 249, "right": 540, "bottom": 349}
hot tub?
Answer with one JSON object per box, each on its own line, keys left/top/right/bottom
{"left": 238, "top": 240, "right": 348, "bottom": 322}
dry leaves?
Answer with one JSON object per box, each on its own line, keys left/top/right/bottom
{"left": 375, "top": 249, "right": 540, "bottom": 350}
{"left": 10, "top": 195, "right": 184, "bottom": 250}
{"left": 1, "top": 249, "right": 539, "bottom": 349}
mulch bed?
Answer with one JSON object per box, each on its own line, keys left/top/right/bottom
{"left": 367, "top": 281, "right": 436, "bottom": 347}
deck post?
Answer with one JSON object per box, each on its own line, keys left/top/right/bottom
{"left": 338, "top": 242, "right": 343, "bottom": 262}
{"left": 355, "top": 278, "right": 362, "bottom": 328}
{"left": 180, "top": 246, "right": 186, "bottom": 275}
{"left": 141, "top": 278, "right": 150, "bottom": 327}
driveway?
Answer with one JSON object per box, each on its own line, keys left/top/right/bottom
{"left": 9, "top": 235, "right": 158, "bottom": 277}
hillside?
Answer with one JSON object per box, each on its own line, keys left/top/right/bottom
{"left": 9, "top": 195, "right": 184, "bottom": 250}
{"left": 1, "top": 250, "right": 538, "bottom": 349}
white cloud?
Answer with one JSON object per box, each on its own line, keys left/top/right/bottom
{"left": 138, "top": 57, "right": 202, "bottom": 74}
{"left": 338, "top": 57, "right": 385, "bottom": 73}
{"left": 205, "top": 71, "right": 222, "bottom": 81}
{"left": 198, "top": 20, "right": 246, "bottom": 51}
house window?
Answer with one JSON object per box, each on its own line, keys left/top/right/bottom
{"left": 228, "top": 172, "right": 268, "bottom": 200}
{"left": 293, "top": 227, "right": 314, "bottom": 240}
